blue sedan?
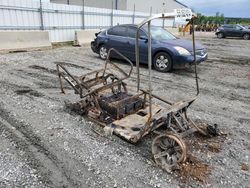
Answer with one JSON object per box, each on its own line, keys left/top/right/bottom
{"left": 91, "top": 24, "right": 207, "bottom": 72}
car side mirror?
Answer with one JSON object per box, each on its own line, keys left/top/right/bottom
{"left": 140, "top": 36, "right": 148, "bottom": 42}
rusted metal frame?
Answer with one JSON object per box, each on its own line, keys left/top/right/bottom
{"left": 137, "top": 109, "right": 166, "bottom": 140}
{"left": 135, "top": 13, "right": 177, "bottom": 93}
{"left": 82, "top": 73, "right": 122, "bottom": 88}
{"left": 103, "top": 48, "right": 133, "bottom": 79}
{"left": 56, "top": 63, "right": 88, "bottom": 98}
{"left": 184, "top": 16, "right": 199, "bottom": 96}
{"left": 79, "top": 68, "right": 104, "bottom": 82}
{"left": 82, "top": 76, "right": 106, "bottom": 88}
{"left": 93, "top": 94, "right": 101, "bottom": 110}
{"left": 56, "top": 63, "right": 89, "bottom": 90}
{"left": 60, "top": 73, "right": 81, "bottom": 95}
{"left": 80, "top": 79, "right": 125, "bottom": 99}
{"left": 111, "top": 92, "right": 144, "bottom": 110}
{"left": 88, "top": 116, "right": 106, "bottom": 127}
{"left": 190, "top": 16, "right": 200, "bottom": 96}
{"left": 140, "top": 89, "right": 173, "bottom": 105}
{"left": 136, "top": 13, "right": 177, "bottom": 126}
{"left": 148, "top": 21, "right": 153, "bottom": 120}
{"left": 179, "top": 127, "right": 196, "bottom": 138}
{"left": 143, "top": 121, "right": 166, "bottom": 137}
{"left": 172, "top": 113, "right": 186, "bottom": 132}
{"left": 168, "top": 113, "right": 178, "bottom": 133}
{"left": 184, "top": 107, "right": 188, "bottom": 119}
{"left": 57, "top": 68, "right": 82, "bottom": 96}
{"left": 108, "top": 61, "right": 130, "bottom": 78}
{"left": 178, "top": 110, "right": 190, "bottom": 129}
{"left": 75, "top": 48, "right": 133, "bottom": 99}
{"left": 143, "top": 92, "right": 147, "bottom": 107}
{"left": 56, "top": 65, "right": 66, "bottom": 94}
{"left": 188, "top": 118, "right": 207, "bottom": 136}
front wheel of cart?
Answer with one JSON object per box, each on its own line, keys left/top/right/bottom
{"left": 152, "top": 134, "right": 187, "bottom": 172}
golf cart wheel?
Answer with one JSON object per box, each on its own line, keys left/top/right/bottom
{"left": 243, "top": 34, "right": 250, "bottom": 40}
{"left": 217, "top": 33, "right": 224, "bottom": 39}
{"left": 99, "top": 45, "right": 108, "bottom": 60}
{"left": 153, "top": 52, "right": 172, "bottom": 72}
{"left": 152, "top": 134, "right": 187, "bottom": 172}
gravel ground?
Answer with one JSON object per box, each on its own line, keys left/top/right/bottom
{"left": 0, "top": 34, "right": 249, "bottom": 187}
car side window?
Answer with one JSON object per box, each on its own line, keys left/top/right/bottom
{"left": 127, "top": 26, "right": 147, "bottom": 39}
{"left": 107, "top": 26, "right": 127, "bottom": 37}
{"left": 236, "top": 25, "right": 242, "bottom": 30}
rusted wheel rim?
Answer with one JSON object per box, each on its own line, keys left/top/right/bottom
{"left": 152, "top": 134, "right": 187, "bottom": 172}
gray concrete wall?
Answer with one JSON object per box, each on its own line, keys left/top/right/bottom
{"left": 0, "top": 31, "right": 51, "bottom": 53}
{"left": 50, "top": 0, "right": 127, "bottom": 10}
{"left": 126, "top": 0, "right": 186, "bottom": 13}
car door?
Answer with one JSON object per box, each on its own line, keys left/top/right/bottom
{"left": 126, "top": 26, "right": 148, "bottom": 63}
{"left": 231, "top": 25, "right": 243, "bottom": 37}
{"left": 226, "top": 25, "right": 242, "bottom": 37}
{"left": 106, "top": 25, "right": 128, "bottom": 58}
{"left": 224, "top": 25, "right": 234, "bottom": 36}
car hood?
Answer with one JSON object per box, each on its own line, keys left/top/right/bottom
{"left": 159, "top": 39, "right": 204, "bottom": 51}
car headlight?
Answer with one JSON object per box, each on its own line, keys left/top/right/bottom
{"left": 173, "top": 46, "right": 191, "bottom": 56}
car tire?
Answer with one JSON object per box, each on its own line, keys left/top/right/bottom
{"left": 217, "top": 33, "right": 224, "bottom": 39}
{"left": 153, "top": 52, "right": 172, "bottom": 72}
{"left": 99, "top": 45, "right": 108, "bottom": 60}
{"left": 243, "top": 34, "right": 250, "bottom": 40}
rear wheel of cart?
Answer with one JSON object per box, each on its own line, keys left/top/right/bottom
{"left": 152, "top": 134, "right": 186, "bottom": 172}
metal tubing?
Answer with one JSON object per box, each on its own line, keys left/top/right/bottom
{"left": 140, "top": 89, "right": 173, "bottom": 105}
{"left": 135, "top": 13, "right": 176, "bottom": 92}
{"left": 191, "top": 17, "right": 199, "bottom": 95}
{"left": 103, "top": 48, "right": 133, "bottom": 77}
{"left": 148, "top": 21, "right": 152, "bottom": 119}
{"left": 135, "top": 29, "right": 140, "bottom": 92}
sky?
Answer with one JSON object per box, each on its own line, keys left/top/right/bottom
{"left": 179, "top": 0, "right": 250, "bottom": 18}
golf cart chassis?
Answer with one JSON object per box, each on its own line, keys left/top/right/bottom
{"left": 56, "top": 15, "right": 214, "bottom": 172}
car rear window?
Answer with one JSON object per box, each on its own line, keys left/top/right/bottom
{"left": 107, "top": 26, "right": 127, "bottom": 37}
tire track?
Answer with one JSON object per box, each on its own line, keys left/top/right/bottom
{"left": 0, "top": 106, "right": 79, "bottom": 187}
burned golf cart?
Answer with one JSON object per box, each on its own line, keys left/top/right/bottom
{"left": 56, "top": 13, "right": 218, "bottom": 172}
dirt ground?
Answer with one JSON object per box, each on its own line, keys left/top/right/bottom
{"left": 0, "top": 34, "right": 249, "bottom": 188}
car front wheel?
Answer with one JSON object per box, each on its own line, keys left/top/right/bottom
{"left": 99, "top": 45, "right": 108, "bottom": 60}
{"left": 153, "top": 52, "right": 172, "bottom": 72}
{"left": 243, "top": 34, "right": 250, "bottom": 40}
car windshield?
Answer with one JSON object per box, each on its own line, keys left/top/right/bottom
{"left": 144, "top": 26, "right": 176, "bottom": 40}
{"left": 237, "top": 24, "right": 246, "bottom": 29}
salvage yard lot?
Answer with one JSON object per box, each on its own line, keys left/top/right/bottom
{"left": 0, "top": 35, "right": 249, "bottom": 187}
